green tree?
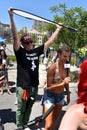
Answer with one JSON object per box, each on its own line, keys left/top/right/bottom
{"left": 42, "top": 35, "right": 48, "bottom": 43}
{"left": 18, "top": 27, "right": 28, "bottom": 38}
{"left": 31, "top": 34, "right": 37, "bottom": 43}
{"left": 45, "top": 4, "right": 87, "bottom": 52}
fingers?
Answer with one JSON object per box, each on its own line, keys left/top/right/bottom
{"left": 64, "top": 77, "right": 71, "bottom": 84}
{"left": 58, "top": 23, "right": 63, "bottom": 26}
{"left": 57, "top": 23, "right": 63, "bottom": 30}
{"left": 8, "top": 7, "right": 13, "bottom": 11}
{"left": 8, "top": 7, "right": 13, "bottom": 15}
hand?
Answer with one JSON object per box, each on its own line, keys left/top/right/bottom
{"left": 64, "top": 77, "right": 71, "bottom": 85}
{"left": 57, "top": 23, "right": 63, "bottom": 31}
{"left": 8, "top": 7, "right": 13, "bottom": 16}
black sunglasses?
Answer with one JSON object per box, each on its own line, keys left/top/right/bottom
{"left": 23, "top": 41, "right": 33, "bottom": 45}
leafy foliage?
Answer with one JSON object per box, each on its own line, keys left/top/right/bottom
{"left": 47, "top": 4, "right": 87, "bottom": 52}
{"left": 17, "top": 4, "right": 87, "bottom": 52}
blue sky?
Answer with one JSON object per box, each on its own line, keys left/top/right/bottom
{"left": 0, "top": 0, "right": 86, "bottom": 30}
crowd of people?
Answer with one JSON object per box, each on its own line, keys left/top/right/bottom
{"left": 1, "top": 7, "right": 87, "bottom": 130}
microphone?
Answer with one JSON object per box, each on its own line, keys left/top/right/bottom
{"left": 64, "top": 61, "right": 70, "bottom": 76}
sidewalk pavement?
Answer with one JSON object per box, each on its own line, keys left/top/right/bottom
{"left": 0, "top": 63, "right": 78, "bottom": 130}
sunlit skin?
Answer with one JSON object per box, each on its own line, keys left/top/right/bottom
{"left": 47, "top": 51, "right": 71, "bottom": 93}
{"left": 43, "top": 50, "right": 71, "bottom": 130}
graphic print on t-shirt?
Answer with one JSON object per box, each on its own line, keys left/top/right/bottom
{"left": 31, "top": 60, "right": 36, "bottom": 71}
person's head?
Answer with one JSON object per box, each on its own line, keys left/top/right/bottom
{"left": 57, "top": 44, "right": 71, "bottom": 63}
{"left": 0, "top": 49, "right": 7, "bottom": 58}
{"left": 77, "top": 59, "right": 87, "bottom": 113}
{"left": 20, "top": 34, "right": 34, "bottom": 51}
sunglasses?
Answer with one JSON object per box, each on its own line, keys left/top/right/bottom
{"left": 23, "top": 41, "right": 33, "bottom": 45}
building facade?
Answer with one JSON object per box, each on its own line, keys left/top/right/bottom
{"left": 0, "top": 20, "right": 48, "bottom": 44}
{"left": 28, "top": 29, "right": 47, "bottom": 45}
{"left": 29, "top": 20, "right": 48, "bottom": 45}
{"left": 0, "top": 21, "right": 12, "bottom": 42}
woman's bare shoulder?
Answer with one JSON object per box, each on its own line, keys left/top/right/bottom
{"left": 68, "top": 103, "right": 85, "bottom": 114}
{"left": 48, "top": 62, "right": 56, "bottom": 71}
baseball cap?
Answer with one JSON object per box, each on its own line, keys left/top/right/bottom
{"left": 20, "top": 34, "right": 33, "bottom": 44}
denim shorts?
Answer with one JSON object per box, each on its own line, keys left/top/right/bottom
{"left": 41, "top": 90, "right": 65, "bottom": 108}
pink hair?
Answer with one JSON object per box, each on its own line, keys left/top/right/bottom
{"left": 77, "top": 60, "right": 87, "bottom": 113}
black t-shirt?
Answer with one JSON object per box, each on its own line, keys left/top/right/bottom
{"left": 14, "top": 44, "right": 44, "bottom": 89}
